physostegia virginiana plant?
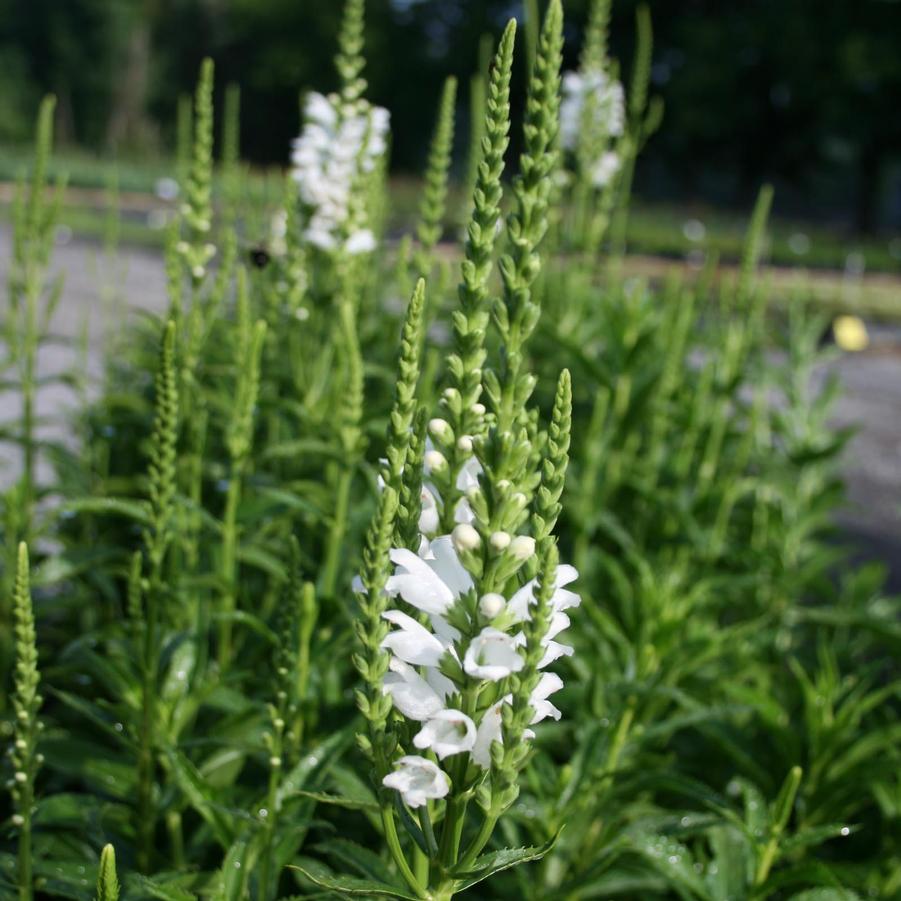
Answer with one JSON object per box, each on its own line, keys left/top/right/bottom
{"left": 299, "top": 3, "right": 580, "bottom": 898}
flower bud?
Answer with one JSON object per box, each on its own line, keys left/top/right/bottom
{"left": 472, "top": 402, "right": 486, "bottom": 416}
{"left": 497, "top": 479, "right": 511, "bottom": 492}
{"left": 479, "top": 593, "right": 506, "bottom": 619}
{"left": 457, "top": 435, "right": 474, "bottom": 453}
{"left": 490, "top": 531, "right": 512, "bottom": 550}
{"left": 510, "top": 535, "right": 536, "bottom": 560}
{"left": 424, "top": 450, "right": 447, "bottom": 472}
{"left": 512, "top": 492, "right": 528, "bottom": 508}
{"left": 452, "top": 523, "right": 481, "bottom": 552}
{"left": 428, "top": 418, "right": 451, "bottom": 439}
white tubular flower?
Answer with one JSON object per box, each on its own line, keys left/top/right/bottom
{"left": 456, "top": 455, "right": 482, "bottom": 493}
{"left": 529, "top": 672, "right": 564, "bottom": 724}
{"left": 345, "top": 229, "right": 377, "bottom": 254}
{"left": 385, "top": 536, "right": 473, "bottom": 616}
{"left": 508, "top": 564, "right": 581, "bottom": 623}
{"left": 419, "top": 486, "right": 440, "bottom": 535}
{"left": 382, "top": 657, "right": 447, "bottom": 721}
{"left": 386, "top": 548, "right": 456, "bottom": 616}
{"left": 538, "top": 639, "right": 574, "bottom": 669}
{"left": 413, "top": 709, "right": 477, "bottom": 759}
{"left": 381, "top": 610, "right": 446, "bottom": 666}
{"left": 472, "top": 700, "right": 504, "bottom": 769}
{"left": 464, "top": 628, "right": 525, "bottom": 682}
{"left": 591, "top": 150, "right": 621, "bottom": 188}
{"left": 383, "top": 756, "right": 450, "bottom": 808}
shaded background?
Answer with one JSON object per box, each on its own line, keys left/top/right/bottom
{"left": 0, "top": 0, "right": 900, "bottom": 232}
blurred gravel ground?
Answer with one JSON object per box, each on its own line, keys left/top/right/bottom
{"left": 1, "top": 232, "right": 899, "bottom": 586}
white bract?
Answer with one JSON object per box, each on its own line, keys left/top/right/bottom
{"left": 291, "top": 91, "right": 389, "bottom": 254}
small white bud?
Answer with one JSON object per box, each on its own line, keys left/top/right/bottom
{"left": 490, "top": 531, "right": 512, "bottom": 550}
{"left": 176, "top": 240, "right": 190, "bottom": 254}
{"left": 452, "top": 523, "right": 481, "bottom": 552}
{"left": 14, "top": 771, "right": 27, "bottom": 783}
{"left": 428, "top": 418, "right": 451, "bottom": 438}
{"left": 443, "top": 388, "right": 459, "bottom": 401}
{"left": 269, "top": 756, "right": 282, "bottom": 768}
{"left": 465, "top": 485, "right": 481, "bottom": 500}
{"left": 512, "top": 492, "right": 528, "bottom": 508}
{"left": 15, "top": 739, "right": 26, "bottom": 750}
{"left": 510, "top": 535, "right": 536, "bottom": 560}
{"left": 273, "top": 718, "right": 285, "bottom": 730}
{"left": 497, "top": 479, "right": 511, "bottom": 492}
{"left": 456, "top": 435, "right": 474, "bottom": 453}
{"left": 479, "top": 593, "right": 506, "bottom": 619}
{"left": 11, "top": 814, "right": 24, "bottom": 827}
{"left": 424, "top": 450, "right": 447, "bottom": 472}
{"left": 472, "top": 402, "right": 486, "bottom": 416}
{"left": 192, "top": 264, "right": 205, "bottom": 279}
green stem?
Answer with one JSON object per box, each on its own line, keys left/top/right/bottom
{"left": 217, "top": 467, "right": 242, "bottom": 668}
{"left": 381, "top": 807, "right": 426, "bottom": 898}
{"left": 259, "top": 755, "right": 281, "bottom": 901}
{"left": 17, "top": 796, "right": 33, "bottom": 901}
{"left": 458, "top": 812, "right": 498, "bottom": 869}
{"left": 320, "top": 466, "right": 352, "bottom": 600}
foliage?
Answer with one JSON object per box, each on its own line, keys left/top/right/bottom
{"left": 1, "top": 2, "right": 899, "bottom": 900}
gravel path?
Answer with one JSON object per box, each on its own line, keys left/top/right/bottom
{"left": 1, "top": 233, "right": 899, "bottom": 586}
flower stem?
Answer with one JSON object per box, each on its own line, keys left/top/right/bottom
{"left": 320, "top": 465, "right": 352, "bottom": 600}
{"left": 217, "top": 470, "right": 242, "bottom": 668}
{"left": 381, "top": 807, "right": 426, "bottom": 898}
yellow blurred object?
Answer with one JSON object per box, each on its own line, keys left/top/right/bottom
{"left": 833, "top": 315, "right": 869, "bottom": 352}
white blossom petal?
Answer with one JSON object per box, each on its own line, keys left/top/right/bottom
{"left": 530, "top": 672, "right": 564, "bottom": 724}
{"left": 382, "top": 658, "right": 445, "bottom": 721}
{"left": 472, "top": 701, "right": 504, "bottom": 769}
{"left": 385, "top": 548, "right": 455, "bottom": 616}
{"left": 381, "top": 610, "right": 445, "bottom": 666}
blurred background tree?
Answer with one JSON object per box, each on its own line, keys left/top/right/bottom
{"left": 0, "top": 0, "right": 898, "bottom": 230}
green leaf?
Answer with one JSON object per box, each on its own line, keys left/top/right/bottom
{"left": 292, "top": 789, "right": 379, "bottom": 811}
{"left": 61, "top": 496, "right": 151, "bottom": 525}
{"left": 451, "top": 833, "right": 560, "bottom": 892}
{"left": 128, "top": 875, "right": 198, "bottom": 901}
{"left": 165, "top": 747, "right": 237, "bottom": 849}
{"left": 628, "top": 832, "right": 714, "bottom": 901}
{"left": 290, "top": 860, "right": 420, "bottom": 899}
{"left": 277, "top": 726, "right": 355, "bottom": 805}
{"left": 788, "top": 891, "right": 860, "bottom": 901}
{"left": 313, "top": 838, "right": 402, "bottom": 888}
